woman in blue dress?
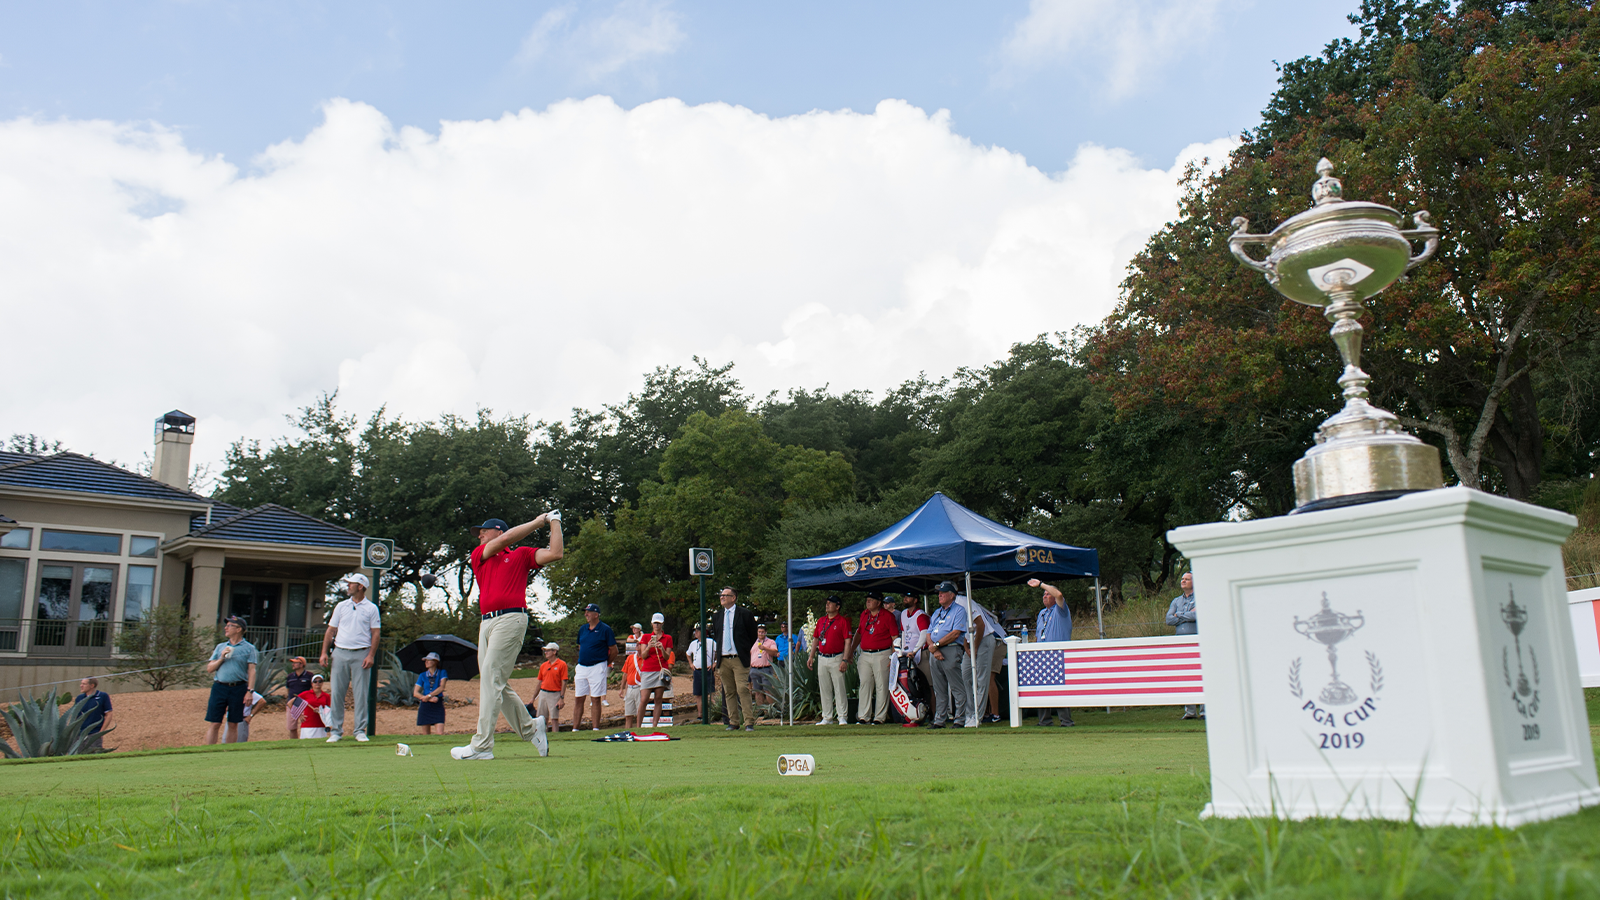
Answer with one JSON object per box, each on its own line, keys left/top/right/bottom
{"left": 414, "top": 652, "right": 448, "bottom": 733}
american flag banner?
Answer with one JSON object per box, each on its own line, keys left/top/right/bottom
{"left": 1010, "top": 635, "right": 1204, "bottom": 712}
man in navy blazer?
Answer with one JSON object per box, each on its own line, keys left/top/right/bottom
{"left": 711, "top": 586, "right": 759, "bottom": 731}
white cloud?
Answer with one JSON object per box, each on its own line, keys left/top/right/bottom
{"left": 0, "top": 97, "right": 1234, "bottom": 471}
{"left": 1001, "top": 0, "right": 1229, "bottom": 99}
{"left": 515, "top": 0, "right": 685, "bottom": 82}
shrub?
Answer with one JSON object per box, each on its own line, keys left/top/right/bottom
{"left": 0, "top": 694, "right": 110, "bottom": 757}
{"left": 114, "top": 603, "right": 211, "bottom": 690}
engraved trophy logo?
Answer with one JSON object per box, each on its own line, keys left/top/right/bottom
{"left": 1288, "top": 592, "right": 1382, "bottom": 749}
{"left": 1294, "top": 593, "right": 1366, "bottom": 705}
{"left": 1500, "top": 585, "right": 1541, "bottom": 719}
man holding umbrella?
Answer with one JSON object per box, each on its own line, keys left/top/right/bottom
{"left": 451, "top": 512, "right": 562, "bottom": 761}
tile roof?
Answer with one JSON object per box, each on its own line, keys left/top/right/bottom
{"left": 0, "top": 450, "right": 41, "bottom": 468}
{"left": 190, "top": 502, "right": 245, "bottom": 533}
{"left": 182, "top": 503, "right": 365, "bottom": 550}
{"left": 0, "top": 452, "right": 208, "bottom": 504}
{"left": 0, "top": 513, "right": 14, "bottom": 525}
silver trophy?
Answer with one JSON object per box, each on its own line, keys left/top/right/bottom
{"left": 1294, "top": 592, "right": 1365, "bottom": 706}
{"left": 1230, "top": 159, "right": 1443, "bottom": 510}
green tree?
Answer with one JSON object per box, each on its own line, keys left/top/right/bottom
{"left": 757, "top": 377, "right": 946, "bottom": 502}
{"left": 919, "top": 337, "right": 1231, "bottom": 594}
{"left": 1090, "top": 0, "right": 1600, "bottom": 505}
{"left": 550, "top": 409, "right": 854, "bottom": 627}
{"left": 216, "top": 395, "right": 553, "bottom": 611}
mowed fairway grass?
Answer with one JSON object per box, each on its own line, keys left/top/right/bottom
{"left": 5, "top": 703, "right": 1600, "bottom": 899}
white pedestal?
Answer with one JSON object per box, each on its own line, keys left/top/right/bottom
{"left": 1169, "top": 487, "right": 1600, "bottom": 826}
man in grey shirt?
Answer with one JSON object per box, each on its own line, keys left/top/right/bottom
{"left": 1166, "top": 572, "right": 1203, "bottom": 719}
{"left": 204, "top": 616, "right": 259, "bottom": 744}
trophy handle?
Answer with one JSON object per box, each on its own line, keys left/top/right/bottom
{"left": 1400, "top": 211, "right": 1439, "bottom": 271}
{"left": 1227, "top": 217, "right": 1274, "bottom": 274}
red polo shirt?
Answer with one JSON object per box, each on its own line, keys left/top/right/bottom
{"left": 469, "top": 545, "right": 542, "bottom": 613}
{"left": 813, "top": 614, "right": 852, "bottom": 654}
{"left": 857, "top": 609, "right": 900, "bottom": 651}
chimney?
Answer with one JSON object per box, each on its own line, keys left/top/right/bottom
{"left": 152, "top": 410, "right": 196, "bottom": 491}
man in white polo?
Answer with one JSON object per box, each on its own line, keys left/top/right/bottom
{"left": 319, "top": 573, "right": 381, "bottom": 743}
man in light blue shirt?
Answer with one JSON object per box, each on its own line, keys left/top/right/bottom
{"left": 924, "top": 581, "right": 969, "bottom": 728}
{"left": 1028, "top": 578, "right": 1076, "bottom": 727}
{"left": 774, "top": 621, "right": 806, "bottom": 664}
{"left": 204, "top": 615, "right": 258, "bottom": 745}
{"left": 1166, "top": 573, "right": 1203, "bottom": 719}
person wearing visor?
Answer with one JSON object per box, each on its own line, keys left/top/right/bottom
{"left": 452, "top": 512, "right": 563, "bottom": 761}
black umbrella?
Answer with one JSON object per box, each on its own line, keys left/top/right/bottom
{"left": 396, "top": 634, "right": 480, "bottom": 681}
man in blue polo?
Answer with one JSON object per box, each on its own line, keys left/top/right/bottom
{"left": 571, "top": 602, "right": 616, "bottom": 731}
{"left": 1028, "top": 578, "right": 1076, "bottom": 727}
{"left": 923, "top": 581, "right": 968, "bottom": 728}
{"left": 73, "top": 676, "right": 113, "bottom": 750}
{"left": 204, "top": 615, "right": 258, "bottom": 744}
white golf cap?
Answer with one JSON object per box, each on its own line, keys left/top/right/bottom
{"left": 651, "top": 612, "right": 665, "bottom": 623}
{"left": 342, "top": 573, "right": 370, "bottom": 589}
{"left": 543, "top": 642, "right": 559, "bottom": 651}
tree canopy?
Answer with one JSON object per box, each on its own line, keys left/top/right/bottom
{"left": 1090, "top": 0, "right": 1600, "bottom": 508}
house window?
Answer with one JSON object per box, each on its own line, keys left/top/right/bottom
{"left": 35, "top": 563, "right": 116, "bottom": 652}
{"left": 0, "top": 528, "right": 30, "bottom": 550}
{"left": 125, "top": 566, "right": 155, "bottom": 622}
{"left": 286, "top": 583, "right": 310, "bottom": 630}
{"left": 0, "top": 558, "right": 23, "bottom": 651}
{"left": 40, "top": 530, "right": 121, "bottom": 555}
{"left": 129, "top": 536, "right": 160, "bottom": 558}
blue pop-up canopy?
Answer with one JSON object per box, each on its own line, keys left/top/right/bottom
{"left": 784, "top": 492, "right": 1099, "bottom": 593}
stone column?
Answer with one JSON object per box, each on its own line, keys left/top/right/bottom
{"left": 189, "top": 548, "right": 227, "bottom": 627}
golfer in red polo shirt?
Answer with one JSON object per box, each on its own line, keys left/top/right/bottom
{"left": 451, "top": 512, "right": 563, "bottom": 761}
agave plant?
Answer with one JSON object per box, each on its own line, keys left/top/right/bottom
{"left": 766, "top": 659, "right": 820, "bottom": 723}
{"left": 377, "top": 650, "right": 417, "bottom": 707}
{"left": 0, "top": 694, "right": 111, "bottom": 758}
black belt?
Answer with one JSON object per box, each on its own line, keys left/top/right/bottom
{"left": 217, "top": 680, "right": 245, "bottom": 686}
{"left": 819, "top": 652, "right": 842, "bottom": 658}
{"left": 482, "top": 607, "right": 528, "bottom": 620}
{"left": 860, "top": 647, "right": 890, "bottom": 653}
{"left": 540, "top": 688, "right": 561, "bottom": 694}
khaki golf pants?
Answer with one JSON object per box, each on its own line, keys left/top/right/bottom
{"left": 469, "top": 612, "right": 537, "bottom": 753}
{"left": 717, "top": 656, "right": 756, "bottom": 728}
{"left": 855, "top": 648, "right": 892, "bottom": 723}
{"left": 817, "top": 653, "right": 848, "bottom": 723}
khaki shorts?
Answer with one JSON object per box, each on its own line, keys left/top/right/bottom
{"left": 624, "top": 685, "right": 640, "bottom": 717}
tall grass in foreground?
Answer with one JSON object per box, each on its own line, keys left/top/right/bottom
{"left": 4, "top": 773, "right": 1599, "bottom": 898}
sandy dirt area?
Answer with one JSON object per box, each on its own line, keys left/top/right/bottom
{"left": 45, "top": 674, "right": 704, "bottom": 753}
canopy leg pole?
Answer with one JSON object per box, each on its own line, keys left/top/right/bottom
{"left": 1095, "top": 576, "right": 1109, "bottom": 713}
{"left": 1094, "top": 577, "right": 1105, "bottom": 640}
{"left": 786, "top": 589, "right": 793, "bottom": 727}
{"left": 965, "top": 571, "right": 978, "bottom": 727}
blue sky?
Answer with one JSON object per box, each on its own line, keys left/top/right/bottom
{"left": 1, "top": 1, "right": 1355, "bottom": 172}
{"left": 3, "top": 1, "right": 1363, "bottom": 471}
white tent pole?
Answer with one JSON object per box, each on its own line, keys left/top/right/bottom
{"left": 1094, "top": 577, "right": 1105, "bottom": 640}
{"left": 965, "top": 571, "right": 978, "bottom": 727}
{"left": 786, "top": 588, "right": 793, "bottom": 727}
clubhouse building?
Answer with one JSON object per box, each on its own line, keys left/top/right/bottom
{"left": 0, "top": 411, "right": 369, "bottom": 696}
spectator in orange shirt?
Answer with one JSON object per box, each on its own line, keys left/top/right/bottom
{"left": 533, "top": 642, "right": 568, "bottom": 730}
